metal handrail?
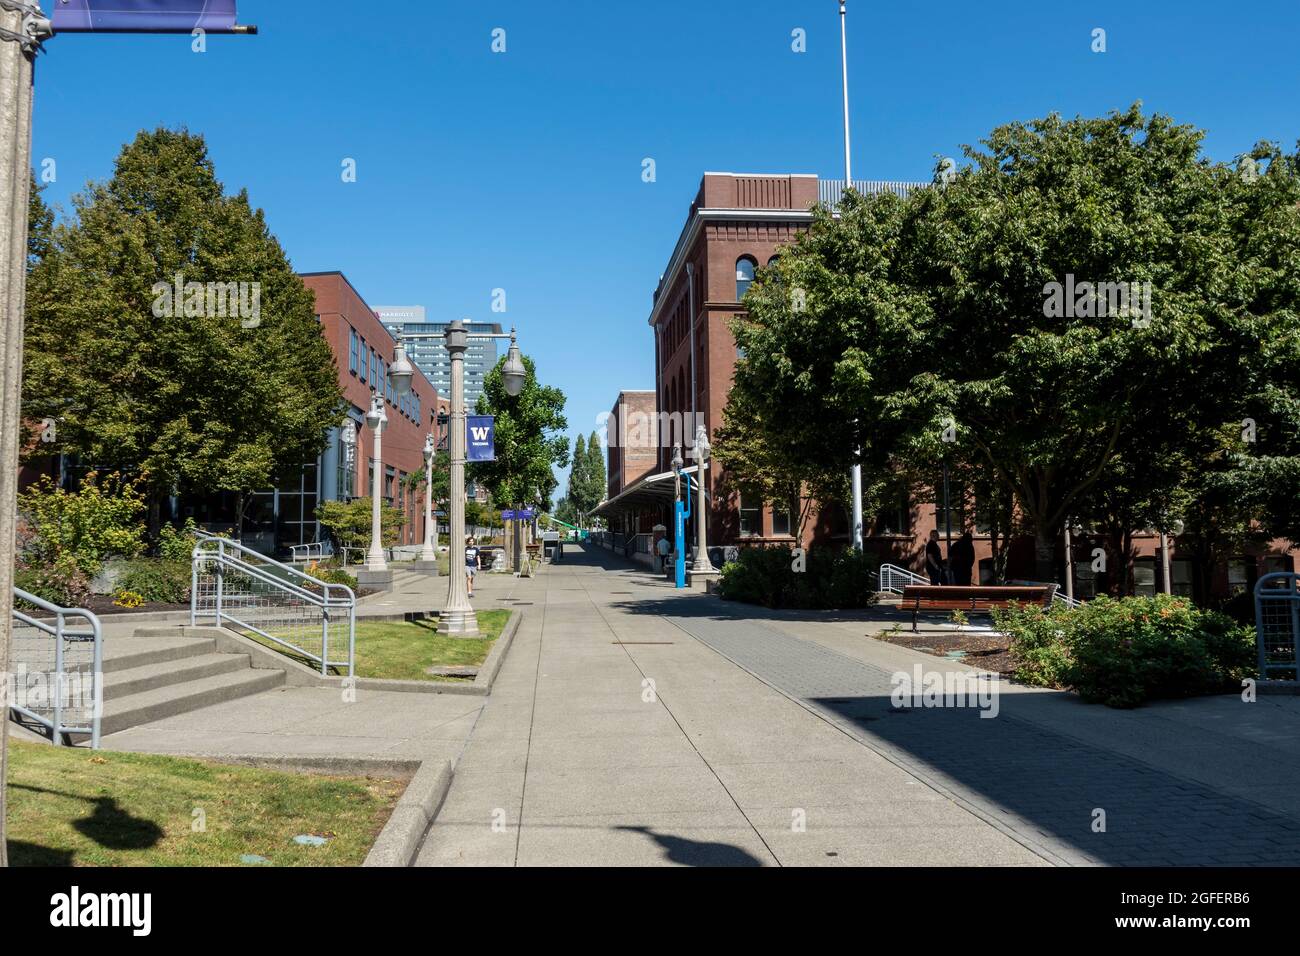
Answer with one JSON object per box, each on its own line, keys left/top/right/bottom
{"left": 191, "top": 534, "right": 356, "bottom": 675}
{"left": 1254, "top": 572, "right": 1300, "bottom": 680}
{"left": 10, "top": 587, "right": 103, "bottom": 748}
{"left": 877, "top": 563, "right": 929, "bottom": 593}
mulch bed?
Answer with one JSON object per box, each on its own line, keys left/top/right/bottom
{"left": 877, "top": 627, "right": 1018, "bottom": 678}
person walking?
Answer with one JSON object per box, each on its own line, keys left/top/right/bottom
{"left": 925, "top": 529, "right": 944, "bottom": 585}
{"left": 656, "top": 534, "right": 671, "bottom": 573}
{"left": 950, "top": 530, "right": 976, "bottom": 586}
{"left": 465, "top": 535, "right": 480, "bottom": 598}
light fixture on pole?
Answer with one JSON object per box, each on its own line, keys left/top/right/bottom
{"left": 420, "top": 431, "right": 438, "bottom": 565}
{"left": 501, "top": 328, "right": 526, "bottom": 397}
{"left": 363, "top": 394, "right": 389, "bottom": 575}
{"left": 691, "top": 424, "right": 717, "bottom": 574}
{"left": 388, "top": 344, "right": 414, "bottom": 398}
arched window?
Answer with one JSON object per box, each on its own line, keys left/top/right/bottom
{"left": 735, "top": 256, "right": 757, "bottom": 300}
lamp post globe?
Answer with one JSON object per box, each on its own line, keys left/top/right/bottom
{"left": 389, "top": 344, "right": 415, "bottom": 397}
{"left": 502, "top": 328, "right": 526, "bottom": 397}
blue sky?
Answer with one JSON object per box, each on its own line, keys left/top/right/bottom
{"left": 30, "top": 0, "right": 1300, "bottom": 496}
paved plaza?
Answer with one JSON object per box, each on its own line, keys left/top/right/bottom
{"left": 413, "top": 545, "right": 1300, "bottom": 866}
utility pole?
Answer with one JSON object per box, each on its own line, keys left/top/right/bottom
{"left": 840, "top": 1, "right": 863, "bottom": 551}
{"left": 0, "top": 0, "right": 51, "bottom": 869}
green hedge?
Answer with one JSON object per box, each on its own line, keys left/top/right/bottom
{"left": 117, "top": 559, "right": 192, "bottom": 604}
{"left": 717, "top": 546, "right": 879, "bottom": 609}
{"left": 993, "top": 595, "right": 1256, "bottom": 708}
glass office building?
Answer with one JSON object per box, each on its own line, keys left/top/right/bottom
{"left": 374, "top": 306, "right": 503, "bottom": 411}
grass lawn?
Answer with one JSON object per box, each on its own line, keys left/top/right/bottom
{"left": 5, "top": 741, "right": 405, "bottom": 867}
{"left": 352, "top": 611, "right": 510, "bottom": 681}
{"left": 252, "top": 610, "right": 511, "bottom": 681}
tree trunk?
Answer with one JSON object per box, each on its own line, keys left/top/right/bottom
{"left": 1033, "top": 521, "right": 1056, "bottom": 584}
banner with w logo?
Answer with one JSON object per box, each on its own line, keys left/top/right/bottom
{"left": 467, "top": 415, "right": 495, "bottom": 462}
{"left": 52, "top": 0, "right": 242, "bottom": 33}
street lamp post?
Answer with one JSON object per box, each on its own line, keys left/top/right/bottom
{"left": 384, "top": 325, "right": 523, "bottom": 634}
{"left": 690, "top": 424, "right": 717, "bottom": 578}
{"left": 413, "top": 431, "right": 439, "bottom": 573}
{"left": 363, "top": 394, "right": 389, "bottom": 576}
{"left": 339, "top": 417, "right": 356, "bottom": 498}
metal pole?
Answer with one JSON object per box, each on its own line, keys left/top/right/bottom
{"left": 421, "top": 435, "right": 436, "bottom": 562}
{"left": 942, "top": 457, "right": 952, "bottom": 582}
{"left": 1063, "top": 524, "right": 1075, "bottom": 602}
{"left": 1160, "top": 530, "right": 1172, "bottom": 595}
{"left": 0, "top": 0, "right": 47, "bottom": 867}
{"left": 839, "top": 0, "right": 851, "bottom": 183}
{"left": 366, "top": 396, "right": 387, "bottom": 572}
{"left": 440, "top": 320, "right": 478, "bottom": 635}
{"left": 840, "top": 2, "right": 863, "bottom": 551}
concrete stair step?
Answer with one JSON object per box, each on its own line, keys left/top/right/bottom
{"left": 99, "top": 667, "right": 285, "bottom": 736}
{"left": 99, "top": 636, "right": 219, "bottom": 674}
{"left": 101, "top": 652, "right": 251, "bottom": 701}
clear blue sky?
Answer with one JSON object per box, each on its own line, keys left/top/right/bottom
{"left": 30, "top": 0, "right": 1300, "bottom": 497}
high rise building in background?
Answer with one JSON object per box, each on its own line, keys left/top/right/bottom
{"left": 375, "top": 306, "right": 503, "bottom": 411}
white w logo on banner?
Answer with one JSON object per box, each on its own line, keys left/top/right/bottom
{"left": 471, "top": 426, "right": 489, "bottom": 441}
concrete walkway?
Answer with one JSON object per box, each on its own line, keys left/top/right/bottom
{"left": 417, "top": 544, "right": 1300, "bottom": 867}
{"left": 416, "top": 546, "right": 1046, "bottom": 866}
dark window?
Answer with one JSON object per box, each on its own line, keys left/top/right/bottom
{"left": 739, "top": 492, "right": 761, "bottom": 537}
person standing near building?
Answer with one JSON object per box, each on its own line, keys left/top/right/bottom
{"left": 656, "top": 534, "right": 671, "bottom": 572}
{"left": 465, "top": 535, "right": 480, "bottom": 598}
{"left": 950, "top": 531, "right": 976, "bottom": 586}
{"left": 925, "top": 529, "right": 944, "bottom": 585}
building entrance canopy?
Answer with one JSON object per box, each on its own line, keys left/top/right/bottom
{"left": 592, "top": 464, "right": 704, "bottom": 519}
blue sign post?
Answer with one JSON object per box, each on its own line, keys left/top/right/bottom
{"left": 674, "top": 474, "right": 692, "bottom": 589}
{"left": 51, "top": 1, "right": 254, "bottom": 33}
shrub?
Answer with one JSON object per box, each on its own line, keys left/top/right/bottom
{"left": 113, "top": 590, "right": 145, "bottom": 609}
{"left": 717, "top": 545, "right": 879, "bottom": 609}
{"left": 157, "top": 517, "right": 203, "bottom": 562}
{"left": 309, "top": 566, "right": 358, "bottom": 590}
{"left": 117, "top": 559, "right": 192, "bottom": 604}
{"left": 18, "top": 472, "right": 146, "bottom": 578}
{"left": 14, "top": 556, "right": 92, "bottom": 607}
{"left": 994, "top": 595, "right": 1256, "bottom": 708}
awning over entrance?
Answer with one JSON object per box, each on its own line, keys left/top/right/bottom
{"left": 592, "top": 463, "right": 706, "bottom": 519}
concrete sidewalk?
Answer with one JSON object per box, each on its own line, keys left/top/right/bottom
{"left": 415, "top": 546, "right": 1047, "bottom": 867}
{"left": 417, "top": 544, "right": 1300, "bottom": 867}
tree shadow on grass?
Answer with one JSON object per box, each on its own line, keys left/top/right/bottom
{"left": 10, "top": 784, "right": 165, "bottom": 858}
{"left": 615, "top": 825, "right": 764, "bottom": 867}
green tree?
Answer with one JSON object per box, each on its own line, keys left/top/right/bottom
{"left": 22, "top": 128, "right": 344, "bottom": 532}
{"left": 316, "top": 498, "right": 405, "bottom": 560}
{"left": 470, "top": 354, "right": 569, "bottom": 511}
{"left": 585, "top": 430, "right": 606, "bottom": 506}
{"left": 566, "top": 434, "right": 592, "bottom": 515}
{"left": 27, "top": 171, "right": 52, "bottom": 273}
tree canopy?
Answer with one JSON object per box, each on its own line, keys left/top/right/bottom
{"left": 22, "top": 128, "right": 343, "bottom": 525}
{"left": 725, "top": 104, "right": 1300, "bottom": 582}
{"left": 470, "top": 353, "right": 569, "bottom": 509}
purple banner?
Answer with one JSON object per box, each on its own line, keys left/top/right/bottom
{"left": 51, "top": 1, "right": 239, "bottom": 34}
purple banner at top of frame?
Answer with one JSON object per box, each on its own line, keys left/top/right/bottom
{"left": 51, "top": 0, "right": 239, "bottom": 33}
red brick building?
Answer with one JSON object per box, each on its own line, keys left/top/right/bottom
{"left": 618, "top": 172, "right": 1292, "bottom": 601}
{"left": 300, "top": 272, "right": 448, "bottom": 551}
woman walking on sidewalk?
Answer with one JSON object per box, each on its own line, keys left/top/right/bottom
{"left": 465, "top": 535, "right": 480, "bottom": 598}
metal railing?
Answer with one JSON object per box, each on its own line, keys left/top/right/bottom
{"left": 877, "top": 563, "right": 929, "bottom": 593}
{"left": 9, "top": 588, "right": 103, "bottom": 748}
{"left": 818, "top": 178, "right": 927, "bottom": 207}
{"left": 1255, "top": 572, "right": 1300, "bottom": 680}
{"left": 191, "top": 535, "right": 356, "bottom": 676}
{"left": 289, "top": 541, "right": 332, "bottom": 562}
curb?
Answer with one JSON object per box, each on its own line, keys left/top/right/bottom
{"left": 363, "top": 759, "right": 453, "bottom": 867}
{"left": 474, "top": 609, "right": 522, "bottom": 690}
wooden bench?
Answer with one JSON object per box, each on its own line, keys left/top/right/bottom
{"left": 894, "top": 584, "right": 1057, "bottom": 633}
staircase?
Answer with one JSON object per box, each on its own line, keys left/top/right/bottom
{"left": 97, "top": 627, "right": 285, "bottom": 738}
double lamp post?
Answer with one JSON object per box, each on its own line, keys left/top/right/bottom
{"left": 359, "top": 320, "right": 525, "bottom": 636}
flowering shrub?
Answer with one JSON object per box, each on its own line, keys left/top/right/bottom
{"left": 18, "top": 472, "right": 146, "bottom": 579}
{"left": 113, "top": 590, "right": 145, "bottom": 609}
{"left": 993, "top": 595, "right": 1256, "bottom": 708}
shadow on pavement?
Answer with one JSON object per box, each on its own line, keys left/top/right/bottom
{"left": 615, "top": 825, "right": 764, "bottom": 867}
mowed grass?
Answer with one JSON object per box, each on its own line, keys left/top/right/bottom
{"left": 254, "top": 610, "right": 512, "bottom": 681}
{"left": 5, "top": 742, "right": 405, "bottom": 867}
{"left": 353, "top": 612, "right": 510, "bottom": 681}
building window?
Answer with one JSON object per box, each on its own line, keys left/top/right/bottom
{"left": 349, "top": 329, "right": 359, "bottom": 375}
{"left": 739, "top": 492, "right": 761, "bottom": 537}
{"left": 1227, "top": 558, "right": 1252, "bottom": 596}
{"left": 771, "top": 503, "right": 792, "bottom": 537}
{"left": 1133, "top": 558, "right": 1157, "bottom": 597}
{"left": 735, "top": 257, "right": 757, "bottom": 300}
{"left": 1172, "top": 559, "right": 1194, "bottom": 598}
{"left": 874, "top": 490, "right": 910, "bottom": 536}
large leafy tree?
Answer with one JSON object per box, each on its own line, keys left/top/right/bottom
{"left": 732, "top": 105, "right": 1300, "bottom": 583}
{"left": 22, "top": 128, "right": 343, "bottom": 529}
{"left": 470, "top": 353, "right": 569, "bottom": 510}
